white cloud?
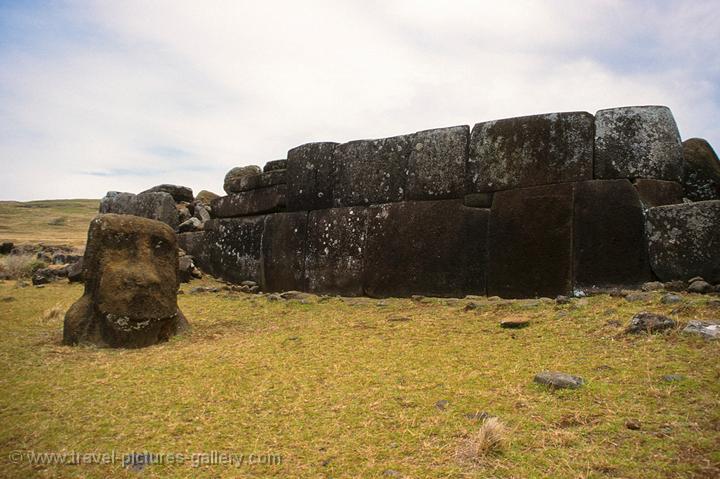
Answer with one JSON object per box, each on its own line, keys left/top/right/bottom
{"left": 0, "top": 0, "right": 718, "bottom": 200}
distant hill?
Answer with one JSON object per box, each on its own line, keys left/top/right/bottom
{"left": 0, "top": 199, "right": 99, "bottom": 247}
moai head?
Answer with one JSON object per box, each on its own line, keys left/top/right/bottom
{"left": 63, "top": 214, "right": 189, "bottom": 348}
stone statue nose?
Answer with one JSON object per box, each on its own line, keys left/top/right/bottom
{"left": 122, "top": 266, "right": 161, "bottom": 288}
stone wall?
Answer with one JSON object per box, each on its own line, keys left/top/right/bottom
{"left": 111, "top": 104, "right": 720, "bottom": 298}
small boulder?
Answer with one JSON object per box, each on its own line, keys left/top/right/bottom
{"left": 140, "top": 184, "right": 194, "bottom": 203}
{"left": 641, "top": 281, "right": 664, "bottom": 292}
{"left": 662, "top": 374, "right": 686, "bottom": 382}
{"left": 195, "top": 190, "right": 220, "bottom": 206}
{"left": 682, "top": 320, "right": 719, "bottom": 340}
{"left": 626, "top": 311, "right": 676, "bottom": 334}
{"left": 688, "top": 280, "right": 713, "bottom": 294}
{"left": 223, "top": 165, "right": 262, "bottom": 194}
{"left": 500, "top": 318, "right": 530, "bottom": 329}
{"left": 660, "top": 293, "right": 682, "bottom": 305}
{"left": 32, "top": 268, "right": 56, "bottom": 285}
{"left": 177, "top": 217, "right": 202, "bottom": 233}
{"left": 194, "top": 204, "right": 211, "bottom": 223}
{"left": 625, "top": 292, "right": 653, "bottom": 302}
{"left": 533, "top": 371, "right": 585, "bottom": 389}
{"left": 280, "top": 291, "right": 310, "bottom": 300}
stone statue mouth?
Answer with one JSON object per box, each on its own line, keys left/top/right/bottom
{"left": 104, "top": 312, "right": 178, "bottom": 331}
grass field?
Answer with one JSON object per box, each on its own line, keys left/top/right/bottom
{"left": 0, "top": 199, "right": 99, "bottom": 247}
{"left": 0, "top": 200, "right": 719, "bottom": 477}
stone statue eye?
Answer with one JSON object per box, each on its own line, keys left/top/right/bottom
{"left": 152, "top": 237, "right": 171, "bottom": 256}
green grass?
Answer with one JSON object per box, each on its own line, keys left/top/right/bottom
{"left": 0, "top": 199, "right": 99, "bottom": 247}
{"left": 0, "top": 279, "right": 718, "bottom": 478}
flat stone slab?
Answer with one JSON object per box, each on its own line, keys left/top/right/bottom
{"left": 262, "top": 211, "right": 308, "bottom": 292}
{"left": 682, "top": 320, "right": 719, "bottom": 340}
{"left": 99, "top": 191, "right": 179, "bottom": 229}
{"left": 304, "top": 207, "right": 369, "bottom": 296}
{"left": 573, "top": 180, "right": 652, "bottom": 288}
{"left": 362, "top": 199, "right": 489, "bottom": 298}
{"left": 405, "top": 126, "right": 468, "bottom": 200}
{"left": 200, "top": 216, "right": 267, "bottom": 284}
{"left": 286, "top": 142, "right": 338, "bottom": 211}
{"left": 646, "top": 200, "right": 720, "bottom": 283}
{"left": 212, "top": 185, "right": 286, "bottom": 218}
{"left": 487, "top": 183, "right": 574, "bottom": 298}
{"left": 633, "top": 179, "right": 684, "bottom": 207}
{"left": 500, "top": 318, "right": 530, "bottom": 328}
{"left": 224, "top": 170, "right": 286, "bottom": 193}
{"left": 626, "top": 311, "right": 676, "bottom": 334}
{"left": 534, "top": 371, "right": 585, "bottom": 389}
{"left": 468, "top": 111, "right": 594, "bottom": 192}
{"left": 594, "top": 106, "right": 683, "bottom": 181}
{"left": 333, "top": 134, "right": 411, "bottom": 207}
{"left": 264, "top": 159, "right": 287, "bottom": 172}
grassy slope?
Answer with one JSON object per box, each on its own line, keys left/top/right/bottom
{"left": 0, "top": 278, "right": 718, "bottom": 478}
{"left": 0, "top": 199, "right": 99, "bottom": 247}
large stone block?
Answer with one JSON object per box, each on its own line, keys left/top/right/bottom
{"left": 682, "top": 138, "right": 720, "bottom": 201}
{"left": 633, "top": 179, "right": 684, "bottom": 207}
{"left": 286, "top": 142, "right": 338, "bottom": 211}
{"left": 646, "top": 201, "right": 720, "bottom": 282}
{"left": 333, "top": 135, "right": 411, "bottom": 207}
{"left": 304, "top": 207, "right": 369, "bottom": 296}
{"left": 139, "top": 184, "right": 193, "bottom": 203}
{"left": 99, "top": 191, "right": 179, "bottom": 229}
{"left": 487, "top": 183, "right": 573, "bottom": 298}
{"left": 199, "top": 216, "right": 267, "bottom": 284}
{"left": 363, "top": 200, "right": 488, "bottom": 297}
{"left": 212, "top": 185, "right": 286, "bottom": 218}
{"left": 262, "top": 211, "right": 309, "bottom": 292}
{"left": 224, "top": 170, "right": 286, "bottom": 193}
{"left": 405, "top": 126, "right": 468, "bottom": 200}
{"left": 573, "top": 180, "right": 653, "bottom": 289}
{"left": 468, "top": 112, "right": 594, "bottom": 193}
{"left": 594, "top": 106, "right": 683, "bottom": 181}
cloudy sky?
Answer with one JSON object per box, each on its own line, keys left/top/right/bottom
{"left": 1, "top": 0, "right": 718, "bottom": 200}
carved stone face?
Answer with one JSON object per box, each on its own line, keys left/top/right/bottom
{"left": 63, "top": 214, "right": 187, "bottom": 347}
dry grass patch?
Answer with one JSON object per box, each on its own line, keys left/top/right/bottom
{"left": 456, "top": 417, "right": 508, "bottom": 464}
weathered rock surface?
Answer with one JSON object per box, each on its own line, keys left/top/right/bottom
{"left": 263, "top": 159, "right": 287, "bottom": 172}
{"left": 573, "top": 180, "right": 652, "bottom": 288}
{"left": 468, "top": 111, "right": 594, "bottom": 192}
{"left": 304, "top": 207, "right": 369, "bottom": 296}
{"left": 99, "top": 191, "right": 179, "bottom": 229}
{"left": 0, "top": 242, "right": 13, "bottom": 255}
{"left": 626, "top": 311, "right": 676, "bottom": 334}
{"left": 63, "top": 214, "right": 189, "bottom": 348}
{"left": 633, "top": 179, "right": 684, "bottom": 207}
{"left": 66, "top": 258, "right": 84, "bottom": 283}
{"left": 682, "top": 320, "right": 719, "bottom": 340}
{"left": 594, "top": 106, "right": 683, "bottom": 181}
{"left": 223, "top": 165, "right": 262, "bottom": 194}
{"left": 262, "top": 211, "right": 308, "bottom": 292}
{"left": 178, "top": 217, "right": 202, "bottom": 233}
{"left": 646, "top": 201, "right": 720, "bottom": 282}
{"left": 224, "top": 169, "right": 286, "bottom": 193}
{"left": 286, "top": 142, "right": 338, "bottom": 211}
{"left": 195, "top": 190, "right": 220, "bottom": 206}
{"left": 139, "top": 184, "right": 193, "bottom": 203}
{"left": 333, "top": 135, "right": 411, "bottom": 207}
{"left": 488, "top": 183, "right": 573, "bottom": 298}
{"left": 212, "top": 185, "right": 286, "bottom": 218}
{"left": 196, "top": 217, "right": 267, "bottom": 284}
{"left": 688, "top": 280, "right": 713, "bottom": 294}
{"left": 463, "top": 193, "right": 493, "bottom": 208}
{"left": 405, "top": 126, "right": 468, "bottom": 200}
{"left": 362, "top": 200, "right": 489, "bottom": 298}
{"left": 682, "top": 138, "right": 720, "bottom": 201}
{"left": 533, "top": 371, "right": 584, "bottom": 389}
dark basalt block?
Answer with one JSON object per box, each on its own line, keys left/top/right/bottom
{"left": 212, "top": 185, "right": 286, "bottom": 218}
{"left": 594, "top": 106, "right": 683, "bottom": 181}
{"left": 646, "top": 201, "right": 720, "bottom": 282}
{"left": 224, "top": 170, "right": 286, "bottom": 193}
{"left": 405, "top": 126, "right": 468, "bottom": 200}
{"left": 304, "top": 207, "right": 369, "bottom": 296}
{"left": 201, "top": 216, "right": 267, "bottom": 284}
{"left": 682, "top": 138, "right": 720, "bottom": 201}
{"left": 468, "top": 112, "right": 594, "bottom": 193}
{"left": 264, "top": 159, "right": 288, "bottom": 172}
{"left": 139, "top": 184, "right": 194, "bottom": 203}
{"left": 633, "top": 179, "right": 684, "bottom": 207}
{"left": 333, "top": 135, "right": 411, "bottom": 207}
{"left": 574, "top": 180, "right": 653, "bottom": 289}
{"left": 99, "top": 191, "right": 179, "bottom": 229}
{"left": 363, "top": 200, "right": 489, "bottom": 298}
{"left": 262, "top": 211, "right": 309, "bottom": 292}
{"left": 286, "top": 142, "right": 338, "bottom": 211}
{"left": 487, "top": 183, "right": 573, "bottom": 298}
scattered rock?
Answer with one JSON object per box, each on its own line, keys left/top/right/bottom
{"left": 376, "top": 300, "right": 388, "bottom": 307}
{"left": 435, "top": 399, "right": 449, "bottom": 411}
{"left": 0, "top": 242, "right": 13, "bottom": 255}
{"left": 241, "top": 280, "right": 257, "bottom": 287}
{"left": 189, "top": 286, "right": 219, "bottom": 294}
{"left": 266, "top": 293, "right": 283, "bottom": 302}
{"left": 625, "top": 292, "right": 653, "bottom": 302}
{"left": 688, "top": 276, "right": 704, "bottom": 284}
{"left": 177, "top": 217, "right": 202, "bottom": 233}
{"left": 1, "top": 297, "right": 15, "bottom": 302}
{"left": 555, "top": 295, "right": 571, "bottom": 304}
{"left": 388, "top": 316, "right": 412, "bottom": 322}
{"left": 464, "top": 411, "right": 493, "bottom": 421}
{"left": 707, "top": 299, "right": 720, "bottom": 309}
{"left": 383, "top": 469, "right": 401, "bottom": 477}
{"left": 178, "top": 256, "right": 199, "bottom": 283}
{"left": 625, "top": 419, "right": 642, "bottom": 430}
{"left": 195, "top": 190, "right": 221, "bottom": 206}
{"left": 500, "top": 318, "right": 530, "bottom": 329}
{"left": 464, "top": 302, "right": 479, "bottom": 311}
{"left": 663, "top": 280, "right": 686, "bottom": 292}
{"left": 139, "top": 184, "right": 194, "bottom": 203}
{"left": 280, "top": 291, "right": 310, "bottom": 300}
{"left": 660, "top": 293, "right": 682, "bottom": 305}
{"left": 626, "top": 312, "right": 676, "bottom": 334}
{"left": 641, "top": 281, "right": 665, "bottom": 292}
{"left": 194, "top": 204, "right": 211, "bottom": 223}
{"left": 534, "top": 371, "right": 585, "bottom": 389}
{"left": 682, "top": 320, "right": 719, "bottom": 340}
{"left": 223, "top": 165, "right": 262, "bottom": 194}
{"left": 662, "top": 374, "right": 686, "bottom": 382}
{"left": 31, "top": 268, "right": 56, "bottom": 285}
{"left": 688, "top": 280, "right": 713, "bottom": 294}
